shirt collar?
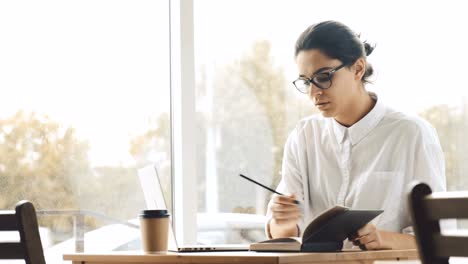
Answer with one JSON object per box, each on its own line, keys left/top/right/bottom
{"left": 331, "top": 92, "right": 386, "bottom": 146}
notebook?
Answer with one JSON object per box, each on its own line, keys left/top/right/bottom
{"left": 250, "top": 205, "right": 383, "bottom": 252}
{"left": 137, "top": 164, "right": 248, "bottom": 252}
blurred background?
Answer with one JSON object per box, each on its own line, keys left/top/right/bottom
{"left": 1, "top": 0, "right": 468, "bottom": 263}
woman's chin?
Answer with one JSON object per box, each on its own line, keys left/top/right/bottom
{"left": 320, "top": 109, "right": 334, "bottom": 118}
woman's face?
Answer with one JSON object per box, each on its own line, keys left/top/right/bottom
{"left": 295, "top": 49, "right": 362, "bottom": 119}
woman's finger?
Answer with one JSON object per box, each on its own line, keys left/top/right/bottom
{"left": 272, "top": 210, "right": 302, "bottom": 219}
{"left": 356, "top": 223, "right": 375, "bottom": 237}
{"left": 271, "top": 203, "right": 301, "bottom": 212}
{"left": 274, "top": 195, "right": 299, "bottom": 205}
{"left": 362, "top": 240, "right": 379, "bottom": 250}
{"left": 357, "top": 233, "right": 375, "bottom": 245}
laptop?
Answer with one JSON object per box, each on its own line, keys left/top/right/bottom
{"left": 137, "top": 164, "right": 249, "bottom": 252}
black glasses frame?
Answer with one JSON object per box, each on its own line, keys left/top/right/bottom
{"left": 293, "top": 63, "right": 347, "bottom": 93}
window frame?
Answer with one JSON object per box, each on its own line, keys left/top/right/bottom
{"left": 169, "top": 0, "right": 197, "bottom": 245}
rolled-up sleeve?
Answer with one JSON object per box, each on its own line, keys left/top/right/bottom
{"left": 265, "top": 128, "right": 306, "bottom": 237}
{"left": 413, "top": 124, "right": 446, "bottom": 192}
{"left": 402, "top": 122, "right": 448, "bottom": 233}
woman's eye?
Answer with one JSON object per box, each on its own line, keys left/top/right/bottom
{"left": 314, "top": 74, "right": 330, "bottom": 83}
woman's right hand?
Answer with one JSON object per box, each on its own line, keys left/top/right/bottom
{"left": 268, "top": 194, "right": 302, "bottom": 237}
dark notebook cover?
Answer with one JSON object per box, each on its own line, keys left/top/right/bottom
{"left": 303, "top": 209, "right": 384, "bottom": 243}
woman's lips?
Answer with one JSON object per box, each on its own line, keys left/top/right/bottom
{"left": 316, "top": 102, "right": 330, "bottom": 109}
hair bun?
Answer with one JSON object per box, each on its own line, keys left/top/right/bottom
{"left": 363, "top": 41, "right": 375, "bottom": 56}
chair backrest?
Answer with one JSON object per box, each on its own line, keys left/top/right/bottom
{"left": 0, "top": 200, "right": 46, "bottom": 264}
{"left": 409, "top": 182, "right": 468, "bottom": 264}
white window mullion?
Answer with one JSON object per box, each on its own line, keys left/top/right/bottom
{"left": 169, "top": 0, "right": 197, "bottom": 245}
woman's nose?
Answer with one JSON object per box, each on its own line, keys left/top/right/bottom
{"left": 308, "top": 83, "right": 322, "bottom": 97}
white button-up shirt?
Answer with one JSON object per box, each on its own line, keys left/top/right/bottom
{"left": 269, "top": 94, "right": 446, "bottom": 239}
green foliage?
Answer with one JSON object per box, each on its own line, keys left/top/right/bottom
{"left": 235, "top": 40, "right": 317, "bottom": 186}
{"left": 127, "top": 113, "right": 172, "bottom": 212}
{"left": 129, "top": 113, "right": 170, "bottom": 166}
{"left": 0, "top": 110, "right": 91, "bottom": 232}
{"left": 236, "top": 40, "right": 288, "bottom": 186}
{"left": 419, "top": 103, "right": 468, "bottom": 190}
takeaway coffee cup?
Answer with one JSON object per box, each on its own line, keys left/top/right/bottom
{"left": 139, "top": 209, "right": 170, "bottom": 253}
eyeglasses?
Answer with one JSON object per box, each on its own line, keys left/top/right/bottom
{"left": 293, "top": 63, "right": 346, "bottom": 93}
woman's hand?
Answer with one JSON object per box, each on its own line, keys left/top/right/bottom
{"left": 349, "top": 223, "right": 417, "bottom": 250}
{"left": 268, "top": 194, "right": 302, "bottom": 238}
{"left": 348, "top": 223, "right": 391, "bottom": 250}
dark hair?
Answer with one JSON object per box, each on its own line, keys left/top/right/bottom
{"left": 295, "top": 21, "right": 375, "bottom": 84}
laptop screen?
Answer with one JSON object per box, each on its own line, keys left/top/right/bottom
{"left": 137, "top": 164, "right": 179, "bottom": 250}
{"left": 137, "top": 164, "right": 250, "bottom": 252}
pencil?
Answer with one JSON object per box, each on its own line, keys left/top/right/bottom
{"left": 238, "top": 174, "right": 300, "bottom": 205}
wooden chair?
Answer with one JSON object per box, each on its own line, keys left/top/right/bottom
{"left": 0, "top": 200, "right": 46, "bottom": 264}
{"left": 409, "top": 182, "right": 468, "bottom": 264}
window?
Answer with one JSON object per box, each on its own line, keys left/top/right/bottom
{"left": 2, "top": 0, "right": 468, "bottom": 255}
{"left": 193, "top": 0, "right": 468, "bottom": 244}
{"left": 0, "top": 0, "right": 171, "bottom": 261}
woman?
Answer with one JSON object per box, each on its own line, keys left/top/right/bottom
{"left": 266, "top": 21, "right": 446, "bottom": 250}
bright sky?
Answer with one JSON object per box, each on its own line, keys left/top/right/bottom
{"left": 195, "top": 0, "right": 468, "bottom": 111}
{"left": 0, "top": 1, "right": 170, "bottom": 166}
{"left": 1, "top": 0, "right": 467, "bottom": 166}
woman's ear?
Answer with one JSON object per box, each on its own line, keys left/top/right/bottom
{"left": 353, "top": 58, "right": 366, "bottom": 81}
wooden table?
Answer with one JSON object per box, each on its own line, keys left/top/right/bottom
{"left": 64, "top": 249, "right": 418, "bottom": 264}
{"left": 374, "top": 261, "right": 420, "bottom": 264}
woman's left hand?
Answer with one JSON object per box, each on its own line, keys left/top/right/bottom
{"left": 348, "top": 223, "right": 391, "bottom": 250}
